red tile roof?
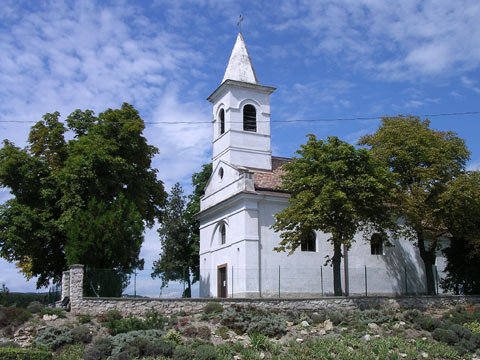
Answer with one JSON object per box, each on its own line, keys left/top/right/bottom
{"left": 245, "top": 156, "right": 290, "bottom": 192}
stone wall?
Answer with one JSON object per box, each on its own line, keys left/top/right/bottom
{"left": 62, "top": 265, "right": 480, "bottom": 316}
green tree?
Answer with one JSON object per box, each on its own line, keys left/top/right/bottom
{"left": 0, "top": 104, "right": 166, "bottom": 287}
{"left": 359, "top": 115, "right": 470, "bottom": 295}
{"left": 152, "top": 164, "right": 211, "bottom": 297}
{"left": 273, "top": 135, "right": 396, "bottom": 295}
{"left": 152, "top": 183, "right": 194, "bottom": 297}
{"left": 438, "top": 171, "right": 480, "bottom": 294}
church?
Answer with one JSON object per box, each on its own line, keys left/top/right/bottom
{"left": 197, "top": 33, "right": 448, "bottom": 298}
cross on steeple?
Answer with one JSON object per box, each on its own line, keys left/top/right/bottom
{"left": 237, "top": 14, "right": 244, "bottom": 33}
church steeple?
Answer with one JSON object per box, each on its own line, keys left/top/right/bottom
{"left": 222, "top": 33, "right": 258, "bottom": 84}
{"left": 208, "top": 33, "right": 276, "bottom": 171}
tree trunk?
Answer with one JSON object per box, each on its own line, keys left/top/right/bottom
{"left": 417, "top": 230, "right": 437, "bottom": 295}
{"left": 184, "top": 269, "right": 192, "bottom": 298}
{"left": 332, "top": 240, "right": 343, "bottom": 296}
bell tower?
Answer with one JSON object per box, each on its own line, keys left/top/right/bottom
{"left": 207, "top": 33, "right": 276, "bottom": 171}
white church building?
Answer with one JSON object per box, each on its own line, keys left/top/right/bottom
{"left": 198, "top": 33, "right": 447, "bottom": 298}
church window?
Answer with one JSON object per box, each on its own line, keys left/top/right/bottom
{"left": 219, "top": 167, "right": 224, "bottom": 179}
{"left": 300, "top": 230, "right": 316, "bottom": 252}
{"left": 219, "top": 108, "right": 225, "bottom": 135}
{"left": 220, "top": 223, "right": 226, "bottom": 245}
{"left": 243, "top": 104, "right": 257, "bottom": 132}
{"left": 370, "top": 233, "right": 384, "bottom": 255}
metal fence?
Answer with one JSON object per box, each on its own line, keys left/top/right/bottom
{"left": 83, "top": 264, "right": 443, "bottom": 298}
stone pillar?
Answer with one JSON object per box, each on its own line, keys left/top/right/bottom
{"left": 61, "top": 270, "right": 70, "bottom": 300}
{"left": 69, "top": 264, "right": 84, "bottom": 314}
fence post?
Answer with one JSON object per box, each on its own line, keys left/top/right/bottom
{"left": 232, "top": 266, "right": 234, "bottom": 298}
{"left": 182, "top": 267, "right": 185, "bottom": 297}
{"left": 69, "top": 264, "right": 84, "bottom": 314}
{"left": 435, "top": 265, "right": 439, "bottom": 295}
{"left": 320, "top": 266, "right": 324, "bottom": 297}
{"left": 278, "top": 265, "right": 281, "bottom": 298}
{"left": 404, "top": 265, "right": 408, "bottom": 295}
{"left": 364, "top": 265, "right": 368, "bottom": 297}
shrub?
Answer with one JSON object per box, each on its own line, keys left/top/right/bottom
{"left": 110, "top": 329, "right": 165, "bottom": 356}
{"left": 220, "top": 305, "right": 286, "bottom": 337}
{"left": 173, "top": 345, "right": 194, "bottom": 360}
{"left": 0, "top": 306, "right": 32, "bottom": 328}
{"left": 464, "top": 320, "right": 480, "bottom": 335}
{"left": 39, "top": 308, "right": 66, "bottom": 319}
{"left": 449, "top": 324, "right": 472, "bottom": 340}
{"left": 182, "top": 326, "right": 198, "bottom": 337}
{"left": 249, "top": 333, "right": 270, "bottom": 351}
{"left": 104, "top": 312, "right": 166, "bottom": 335}
{"left": 55, "top": 344, "right": 85, "bottom": 360}
{"left": 27, "top": 301, "right": 44, "bottom": 313}
{"left": 432, "top": 328, "right": 459, "bottom": 345}
{"left": 33, "top": 326, "right": 73, "bottom": 350}
{"left": 178, "top": 317, "right": 190, "bottom": 327}
{"left": 144, "top": 311, "right": 167, "bottom": 329}
{"left": 145, "top": 339, "right": 175, "bottom": 357}
{"left": 165, "top": 329, "right": 183, "bottom": 345}
{"left": 204, "top": 302, "right": 223, "bottom": 314}
{"left": 105, "top": 309, "right": 123, "bottom": 322}
{"left": 82, "top": 337, "right": 113, "bottom": 360}
{"left": 78, "top": 314, "right": 92, "bottom": 324}
{"left": 0, "top": 347, "right": 52, "bottom": 359}
{"left": 196, "top": 344, "right": 218, "bottom": 360}
{"left": 72, "top": 325, "right": 92, "bottom": 344}
{"left": 215, "top": 326, "right": 229, "bottom": 340}
{"left": 197, "top": 326, "right": 211, "bottom": 340}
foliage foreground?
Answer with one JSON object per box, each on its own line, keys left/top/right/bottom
{"left": 2, "top": 301, "right": 480, "bottom": 359}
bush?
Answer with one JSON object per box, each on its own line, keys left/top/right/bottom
{"left": 182, "top": 326, "right": 198, "bottom": 338}
{"left": 82, "top": 337, "right": 113, "bottom": 360}
{"left": 197, "top": 326, "right": 211, "bottom": 340}
{"left": 72, "top": 325, "right": 92, "bottom": 344}
{"left": 0, "top": 347, "right": 52, "bottom": 360}
{"left": 249, "top": 333, "right": 270, "bottom": 351}
{"left": 173, "top": 345, "right": 194, "bottom": 360}
{"left": 27, "top": 301, "right": 44, "bottom": 313}
{"left": 33, "top": 326, "right": 73, "bottom": 350}
{"left": 215, "top": 326, "right": 229, "bottom": 340}
{"left": 432, "top": 328, "right": 459, "bottom": 345}
{"left": 0, "top": 342, "right": 19, "bottom": 348}
{"left": 165, "top": 329, "right": 183, "bottom": 345}
{"left": 55, "top": 344, "right": 85, "bottom": 360}
{"left": 195, "top": 344, "right": 218, "bottom": 360}
{"left": 78, "top": 314, "right": 92, "bottom": 324}
{"left": 105, "top": 310, "right": 123, "bottom": 322}
{"left": 39, "top": 308, "right": 66, "bottom": 319}
{"left": 103, "top": 312, "right": 166, "bottom": 335}
{"left": 464, "top": 320, "right": 480, "bottom": 335}
{"left": 110, "top": 329, "right": 165, "bottom": 356}
{"left": 204, "top": 302, "right": 223, "bottom": 315}
{"left": 220, "top": 305, "right": 286, "bottom": 337}
{"left": 0, "top": 306, "right": 32, "bottom": 328}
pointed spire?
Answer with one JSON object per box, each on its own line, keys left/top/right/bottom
{"left": 222, "top": 33, "right": 258, "bottom": 84}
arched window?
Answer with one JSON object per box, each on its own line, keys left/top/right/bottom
{"left": 243, "top": 104, "right": 256, "bottom": 132}
{"left": 301, "top": 230, "right": 316, "bottom": 252}
{"left": 220, "top": 223, "right": 226, "bottom": 245}
{"left": 219, "top": 108, "right": 225, "bottom": 135}
{"left": 370, "top": 233, "right": 384, "bottom": 255}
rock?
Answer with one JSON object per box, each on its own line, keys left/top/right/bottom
{"left": 318, "top": 329, "right": 326, "bottom": 335}
{"left": 324, "top": 319, "right": 333, "bottom": 331}
{"left": 399, "top": 354, "right": 407, "bottom": 358}
{"left": 300, "top": 330, "right": 308, "bottom": 335}
{"left": 368, "top": 323, "right": 380, "bottom": 332}
{"left": 421, "top": 352, "right": 428, "bottom": 358}
{"left": 301, "top": 320, "right": 309, "bottom": 327}
{"left": 42, "top": 314, "right": 58, "bottom": 321}
{"left": 259, "top": 352, "right": 265, "bottom": 359}
{"left": 361, "top": 334, "right": 371, "bottom": 342}
{"left": 233, "top": 356, "right": 242, "bottom": 360}
{"left": 296, "top": 338, "right": 303, "bottom": 343}
{"left": 340, "top": 327, "right": 348, "bottom": 332}
{"left": 347, "top": 346, "right": 354, "bottom": 352}
{"left": 286, "top": 321, "right": 294, "bottom": 327}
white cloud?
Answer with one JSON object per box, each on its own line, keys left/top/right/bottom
{"left": 467, "top": 161, "right": 480, "bottom": 171}
{"left": 271, "top": 0, "right": 480, "bottom": 80}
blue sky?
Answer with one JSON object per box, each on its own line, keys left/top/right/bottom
{"left": 1, "top": 0, "right": 479, "bottom": 295}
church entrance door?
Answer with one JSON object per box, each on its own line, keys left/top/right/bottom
{"left": 217, "top": 264, "right": 227, "bottom": 298}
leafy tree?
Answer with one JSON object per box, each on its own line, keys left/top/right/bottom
{"left": 0, "top": 104, "right": 166, "bottom": 287}
{"left": 152, "top": 164, "right": 211, "bottom": 297}
{"left": 359, "top": 115, "right": 470, "bottom": 295}
{"left": 273, "top": 135, "right": 396, "bottom": 295}
{"left": 438, "top": 171, "right": 480, "bottom": 294}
